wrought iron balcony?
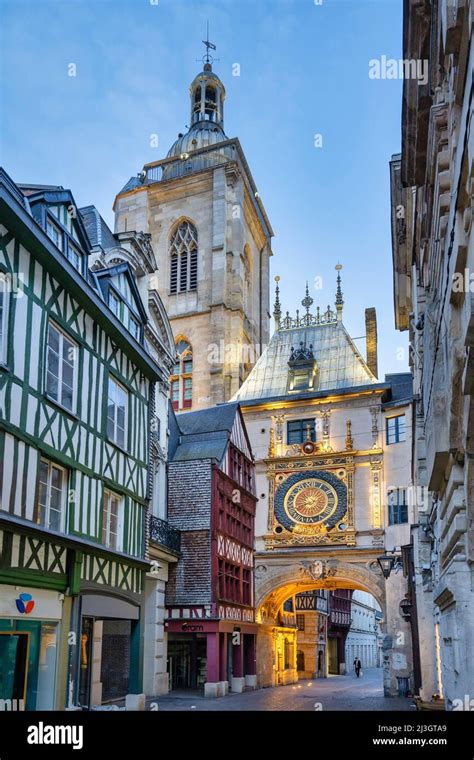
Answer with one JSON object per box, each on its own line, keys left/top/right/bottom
{"left": 149, "top": 515, "right": 181, "bottom": 554}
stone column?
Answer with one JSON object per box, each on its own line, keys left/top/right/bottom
{"left": 218, "top": 632, "right": 229, "bottom": 695}
{"left": 244, "top": 634, "right": 257, "bottom": 689}
{"left": 204, "top": 632, "right": 220, "bottom": 698}
{"left": 90, "top": 620, "right": 103, "bottom": 707}
{"left": 230, "top": 631, "right": 245, "bottom": 693}
{"left": 143, "top": 572, "right": 169, "bottom": 696}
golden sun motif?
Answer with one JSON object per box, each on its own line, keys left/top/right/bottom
{"left": 293, "top": 488, "right": 328, "bottom": 517}
{"left": 283, "top": 478, "right": 338, "bottom": 526}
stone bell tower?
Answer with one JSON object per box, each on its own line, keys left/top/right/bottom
{"left": 113, "top": 38, "right": 274, "bottom": 412}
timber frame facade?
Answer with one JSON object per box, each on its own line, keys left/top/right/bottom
{"left": 0, "top": 168, "right": 168, "bottom": 709}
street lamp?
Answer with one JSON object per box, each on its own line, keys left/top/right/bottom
{"left": 377, "top": 552, "right": 401, "bottom": 579}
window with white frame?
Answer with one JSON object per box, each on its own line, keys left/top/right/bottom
{"left": 108, "top": 287, "right": 141, "bottom": 341}
{"left": 109, "top": 290, "right": 120, "bottom": 317}
{"left": 67, "top": 240, "right": 82, "bottom": 272}
{"left": 46, "top": 218, "right": 64, "bottom": 251}
{"left": 128, "top": 313, "right": 140, "bottom": 341}
{"left": 102, "top": 489, "right": 123, "bottom": 550}
{"left": 386, "top": 414, "right": 406, "bottom": 444}
{"left": 107, "top": 376, "right": 127, "bottom": 448}
{"left": 36, "top": 459, "right": 67, "bottom": 531}
{"left": 45, "top": 321, "right": 77, "bottom": 412}
{"left": 0, "top": 273, "right": 9, "bottom": 365}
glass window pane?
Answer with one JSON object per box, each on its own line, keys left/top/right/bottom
{"left": 35, "top": 623, "right": 58, "bottom": 710}
{"left": 116, "top": 426, "right": 125, "bottom": 448}
{"left": 61, "top": 384, "right": 73, "bottom": 411}
{"left": 46, "top": 370, "right": 59, "bottom": 400}
{"left": 62, "top": 359, "right": 74, "bottom": 388}
{"left": 117, "top": 406, "right": 125, "bottom": 430}
{"left": 50, "top": 465, "right": 62, "bottom": 490}
{"left": 49, "top": 507, "right": 61, "bottom": 531}
{"left": 48, "top": 324, "right": 60, "bottom": 354}
{"left": 47, "top": 346, "right": 59, "bottom": 377}
{"left": 63, "top": 336, "right": 75, "bottom": 366}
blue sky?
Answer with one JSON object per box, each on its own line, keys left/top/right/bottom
{"left": 1, "top": 0, "right": 407, "bottom": 376}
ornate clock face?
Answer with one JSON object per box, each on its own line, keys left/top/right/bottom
{"left": 284, "top": 478, "right": 338, "bottom": 525}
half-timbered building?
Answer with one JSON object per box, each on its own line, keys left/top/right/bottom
{"left": 165, "top": 403, "right": 258, "bottom": 697}
{"left": 0, "top": 169, "right": 174, "bottom": 708}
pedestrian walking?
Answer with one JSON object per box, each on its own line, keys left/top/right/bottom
{"left": 354, "top": 657, "right": 362, "bottom": 678}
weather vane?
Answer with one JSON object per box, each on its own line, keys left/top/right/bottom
{"left": 201, "top": 21, "right": 218, "bottom": 66}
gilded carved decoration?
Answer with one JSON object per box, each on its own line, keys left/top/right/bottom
{"left": 265, "top": 449, "right": 356, "bottom": 548}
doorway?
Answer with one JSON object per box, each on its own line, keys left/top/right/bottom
{"left": 328, "top": 637, "right": 339, "bottom": 674}
{"left": 168, "top": 636, "right": 207, "bottom": 690}
{"left": 100, "top": 620, "right": 131, "bottom": 701}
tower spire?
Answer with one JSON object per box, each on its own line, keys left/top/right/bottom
{"left": 273, "top": 276, "right": 282, "bottom": 330}
{"left": 335, "top": 264, "right": 344, "bottom": 321}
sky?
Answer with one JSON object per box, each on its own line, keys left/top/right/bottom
{"left": 0, "top": 0, "right": 408, "bottom": 377}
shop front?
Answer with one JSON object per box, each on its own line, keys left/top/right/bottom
{"left": 0, "top": 586, "right": 63, "bottom": 710}
{"left": 166, "top": 613, "right": 258, "bottom": 697}
{"left": 75, "top": 592, "right": 142, "bottom": 708}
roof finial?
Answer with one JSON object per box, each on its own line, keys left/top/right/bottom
{"left": 301, "top": 281, "right": 314, "bottom": 315}
{"left": 335, "top": 263, "right": 343, "bottom": 320}
{"left": 202, "top": 21, "right": 217, "bottom": 69}
{"left": 273, "top": 276, "right": 281, "bottom": 329}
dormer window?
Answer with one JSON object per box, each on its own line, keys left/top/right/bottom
{"left": 108, "top": 287, "right": 141, "bottom": 342}
{"left": 287, "top": 342, "right": 318, "bottom": 392}
{"left": 67, "top": 241, "right": 82, "bottom": 272}
{"left": 109, "top": 290, "right": 120, "bottom": 317}
{"left": 292, "top": 369, "right": 311, "bottom": 390}
{"left": 128, "top": 313, "right": 140, "bottom": 341}
{"left": 46, "top": 219, "right": 64, "bottom": 251}
{"left": 45, "top": 210, "right": 85, "bottom": 276}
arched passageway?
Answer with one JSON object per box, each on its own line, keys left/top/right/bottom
{"left": 253, "top": 558, "right": 393, "bottom": 690}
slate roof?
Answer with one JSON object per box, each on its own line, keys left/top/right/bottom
{"left": 18, "top": 183, "right": 64, "bottom": 196}
{"left": 80, "top": 205, "right": 117, "bottom": 251}
{"left": 118, "top": 176, "right": 143, "bottom": 195}
{"left": 382, "top": 372, "right": 413, "bottom": 407}
{"left": 170, "top": 403, "right": 240, "bottom": 464}
{"left": 232, "top": 321, "right": 377, "bottom": 403}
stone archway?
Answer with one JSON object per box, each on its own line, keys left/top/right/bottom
{"left": 255, "top": 558, "right": 386, "bottom": 619}
{"left": 253, "top": 556, "right": 388, "bottom": 690}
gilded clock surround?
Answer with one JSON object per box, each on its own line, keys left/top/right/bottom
{"left": 266, "top": 449, "right": 357, "bottom": 548}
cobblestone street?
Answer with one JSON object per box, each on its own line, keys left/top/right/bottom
{"left": 149, "top": 668, "right": 415, "bottom": 712}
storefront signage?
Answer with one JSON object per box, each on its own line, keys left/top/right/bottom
{"left": 181, "top": 623, "right": 204, "bottom": 632}
{"left": 15, "top": 593, "right": 35, "bottom": 614}
{"left": 0, "top": 587, "right": 62, "bottom": 620}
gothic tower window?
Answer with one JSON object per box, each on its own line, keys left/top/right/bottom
{"left": 169, "top": 221, "right": 198, "bottom": 294}
{"left": 171, "top": 338, "right": 193, "bottom": 410}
